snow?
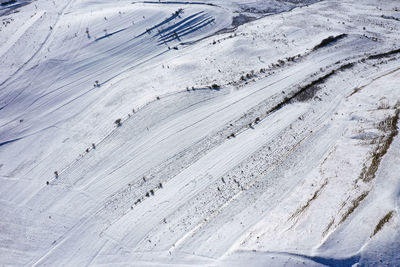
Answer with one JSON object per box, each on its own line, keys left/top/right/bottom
{"left": 1, "top": 0, "right": 400, "bottom": 266}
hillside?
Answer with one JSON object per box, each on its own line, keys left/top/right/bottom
{"left": 1, "top": 0, "right": 400, "bottom": 266}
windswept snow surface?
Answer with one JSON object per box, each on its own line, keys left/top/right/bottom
{"left": 1, "top": 0, "right": 400, "bottom": 266}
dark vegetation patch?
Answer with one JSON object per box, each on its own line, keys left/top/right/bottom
{"left": 313, "top": 34, "right": 347, "bottom": 51}
{"left": 338, "top": 62, "right": 355, "bottom": 71}
{"left": 371, "top": 210, "right": 394, "bottom": 237}
{"left": 381, "top": 14, "right": 400, "bottom": 22}
{"left": 294, "top": 84, "right": 321, "bottom": 102}
{"left": 367, "top": 48, "right": 400, "bottom": 60}
{"left": 339, "top": 191, "right": 369, "bottom": 225}
{"left": 209, "top": 84, "right": 220, "bottom": 90}
{"left": 323, "top": 219, "right": 335, "bottom": 237}
{"left": 114, "top": 118, "right": 122, "bottom": 127}
{"left": 288, "top": 70, "right": 335, "bottom": 103}
{"left": 232, "top": 14, "right": 256, "bottom": 27}
{"left": 359, "top": 109, "right": 399, "bottom": 183}
{"left": 289, "top": 180, "right": 328, "bottom": 220}
{"left": 268, "top": 62, "right": 355, "bottom": 113}
{"left": 231, "top": 54, "right": 302, "bottom": 88}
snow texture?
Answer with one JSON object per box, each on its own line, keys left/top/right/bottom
{"left": 1, "top": 0, "right": 400, "bottom": 266}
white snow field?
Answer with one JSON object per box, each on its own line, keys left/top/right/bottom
{"left": 1, "top": 0, "right": 400, "bottom": 266}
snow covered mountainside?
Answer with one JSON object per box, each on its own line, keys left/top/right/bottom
{"left": 1, "top": 0, "right": 400, "bottom": 266}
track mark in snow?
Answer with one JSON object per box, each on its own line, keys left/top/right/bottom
{"left": 0, "top": 137, "right": 21, "bottom": 147}
{"left": 259, "top": 251, "right": 361, "bottom": 267}
{"left": 105, "top": 103, "right": 308, "bottom": 247}
{"left": 0, "top": 10, "right": 45, "bottom": 59}
{"left": 0, "top": 0, "right": 74, "bottom": 88}
{"left": 349, "top": 65, "right": 400, "bottom": 97}
{"left": 95, "top": 28, "right": 127, "bottom": 42}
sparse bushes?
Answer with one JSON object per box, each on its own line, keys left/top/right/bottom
{"left": 371, "top": 211, "right": 394, "bottom": 237}
{"left": 359, "top": 110, "right": 399, "bottom": 183}
{"left": 381, "top": 15, "right": 400, "bottom": 22}
{"left": 286, "top": 56, "right": 295, "bottom": 62}
{"left": 210, "top": 84, "right": 220, "bottom": 89}
{"left": 227, "top": 133, "right": 235, "bottom": 139}
{"left": 377, "top": 100, "right": 390, "bottom": 110}
{"left": 313, "top": 34, "right": 347, "bottom": 51}
{"left": 368, "top": 48, "right": 400, "bottom": 60}
{"left": 339, "top": 191, "right": 369, "bottom": 224}
{"left": 174, "top": 8, "right": 183, "bottom": 16}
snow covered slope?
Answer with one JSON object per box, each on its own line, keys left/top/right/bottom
{"left": 1, "top": 0, "right": 400, "bottom": 266}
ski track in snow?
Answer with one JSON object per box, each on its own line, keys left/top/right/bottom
{"left": 1, "top": 0, "right": 400, "bottom": 266}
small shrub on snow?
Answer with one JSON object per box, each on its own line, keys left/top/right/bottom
{"left": 210, "top": 84, "right": 220, "bottom": 89}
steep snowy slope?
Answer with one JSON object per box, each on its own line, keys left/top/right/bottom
{"left": 1, "top": 0, "right": 400, "bottom": 266}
